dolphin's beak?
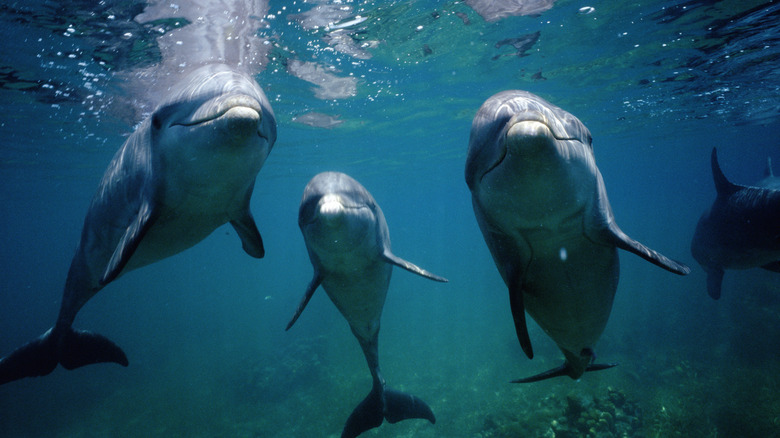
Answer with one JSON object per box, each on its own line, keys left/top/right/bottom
{"left": 505, "top": 109, "right": 580, "bottom": 142}
{"left": 174, "top": 94, "right": 264, "bottom": 128}
{"left": 507, "top": 120, "right": 554, "bottom": 141}
{"left": 318, "top": 194, "right": 346, "bottom": 218}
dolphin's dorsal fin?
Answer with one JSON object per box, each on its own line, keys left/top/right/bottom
{"left": 765, "top": 157, "right": 774, "bottom": 178}
{"left": 101, "top": 198, "right": 158, "bottom": 285}
{"left": 381, "top": 249, "right": 448, "bottom": 282}
{"left": 285, "top": 273, "right": 323, "bottom": 330}
{"left": 711, "top": 148, "right": 743, "bottom": 197}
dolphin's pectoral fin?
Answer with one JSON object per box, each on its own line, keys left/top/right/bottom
{"left": 285, "top": 274, "right": 322, "bottom": 330}
{"left": 342, "top": 385, "right": 384, "bottom": 438}
{"left": 384, "top": 388, "right": 436, "bottom": 425}
{"left": 508, "top": 272, "right": 533, "bottom": 359}
{"left": 230, "top": 209, "right": 264, "bottom": 259}
{"left": 381, "top": 250, "right": 448, "bottom": 282}
{"left": 59, "top": 327, "right": 129, "bottom": 370}
{"left": 611, "top": 231, "right": 691, "bottom": 275}
{"left": 0, "top": 326, "right": 128, "bottom": 385}
{"left": 509, "top": 287, "right": 533, "bottom": 359}
{"left": 761, "top": 261, "right": 780, "bottom": 273}
{"left": 511, "top": 361, "right": 617, "bottom": 383}
{"left": 706, "top": 267, "right": 725, "bottom": 300}
{"left": 101, "top": 199, "right": 158, "bottom": 285}
{"left": 588, "top": 172, "right": 690, "bottom": 276}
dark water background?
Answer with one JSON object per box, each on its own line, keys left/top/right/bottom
{"left": 1, "top": 0, "right": 779, "bottom": 436}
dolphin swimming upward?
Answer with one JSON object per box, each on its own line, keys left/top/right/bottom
{"left": 286, "top": 172, "right": 447, "bottom": 438}
{"left": 691, "top": 148, "right": 780, "bottom": 300}
{"left": 465, "top": 90, "right": 690, "bottom": 383}
{"left": 0, "top": 64, "right": 276, "bottom": 385}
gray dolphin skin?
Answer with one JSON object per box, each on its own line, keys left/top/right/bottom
{"left": 0, "top": 63, "right": 277, "bottom": 385}
{"left": 465, "top": 90, "right": 690, "bottom": 383}
{"left": 691, "top": 148, "right": 780, "bottom": 300}
{"left": 286, "top": 172, "right": 447, "bottom": 438}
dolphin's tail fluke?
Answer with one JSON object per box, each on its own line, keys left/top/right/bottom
{"left": 384, "top": 388, "right": 436, "bottom": 424}
{"left": 511, "top": 361, "right": 617, "bottom": 384}
{"left": 0, "top": 327, "right": 128, "bottom": 385}
{"left": 341, "top": 384, "right": 436, "bottom": 438}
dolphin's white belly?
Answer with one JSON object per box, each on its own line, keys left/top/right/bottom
{"left": 303, "top": 215, "right": 391, "bottom": 342}
{"left": 321, "top": 260, "right": 391, "bottom": 341}
{"left": 521, "top": 232, "right": 618, "bottom": 353}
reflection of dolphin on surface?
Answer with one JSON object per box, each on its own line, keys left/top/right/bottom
{"left": 465, "top": 90, "right": 690, "bottom": 383}
{"left": 466, "top": 0, "right": 557, "bottom": 22}
{"left": 691, "top": 148, "right": 780, "bottom": 300}
{"left": 493, "top": 31, "right": 541, "bottom": 59}
{"left": 0, "top": 63, "right": 277, "bottom": 385}
{"left": 286, "top": 172, "right": 446, "bottom": 438}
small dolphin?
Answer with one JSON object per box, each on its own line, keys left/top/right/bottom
{"left": 465, "top": 90, "right": 690, "bottom": 383}
{"left": 0, "top": 64, "right": 276, "bottom": 385}
{"left": 286, "top": 172, "right": 446, "bottom": 438}
{"left": 691, "top": 148, "right": 780, "bottom": 300}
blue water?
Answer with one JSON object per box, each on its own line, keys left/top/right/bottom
{"left": 1, "top": 0, "right": 779, "bottom": 436}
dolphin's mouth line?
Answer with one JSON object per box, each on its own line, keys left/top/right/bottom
{"left": 480, "top": 117, "right": 578, "bottom": 182}
{"left": 172, "top": 102, "right": 270, "bottom": 140}
{"left": 167, "top": 92, "right": 266, "bottom": 138}
{"left": 481, "top": 144, "right": 508, "bottom": 180}
{"left": 299, "top": 202, "right": 368, "bottom": 225}
{"left": 172, "top": 104, "right": 261, "bottom": 127}
{"left": 507, "top": 117, "right": 579, "bottom": 141}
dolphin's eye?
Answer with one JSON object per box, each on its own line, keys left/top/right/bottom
{"left": 151, "top": 112, "right": 163, "bottom": 130}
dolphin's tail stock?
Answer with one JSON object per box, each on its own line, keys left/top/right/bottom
{"left": 0, "top": 326, "right": 128, "bottom": 385}
{"left": 341, "top": 380, "right": 436, "bottom": 438}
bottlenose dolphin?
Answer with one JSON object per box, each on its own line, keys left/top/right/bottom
{"left": 286, "top": 172, "right": 446, "bottom": 438}
{"left": 691, "top": 148, "right": 780, "bottom": 300}
{"left": 465, "top": 90, "right": 690, "bottom": 383}
{"left": 0, "top": 63, "right": 276, "bottom": 385}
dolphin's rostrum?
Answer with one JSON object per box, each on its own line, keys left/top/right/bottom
{"left": 465, "top": 90, "right": 690, "bottom": 383}
{"left": 286, "top": 171, "right": 446, "bottom": 438}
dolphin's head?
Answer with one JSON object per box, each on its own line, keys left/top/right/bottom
{"left": 465, "top": 90, "right": 596, "bottom": 225}
{"left": 150, "top": 64, "right": 276, "bottom": 178}
{"left": 298, "top": 172, "right": 381, "bottom": 255}
{"left": 465, "top": 90, "right": 592, "bottom": 190}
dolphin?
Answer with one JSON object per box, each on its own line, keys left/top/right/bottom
{"left": 691, "top": 148, "right": 780, "bottom": 300}
{"left": 286, "top": 172, "right": 446, "bottom": 438}
{"left": 0, "top": 63, "right": 277, "bottom": 385}
{"left": 465, "top": 90, "right": 690, "bottom": 383}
